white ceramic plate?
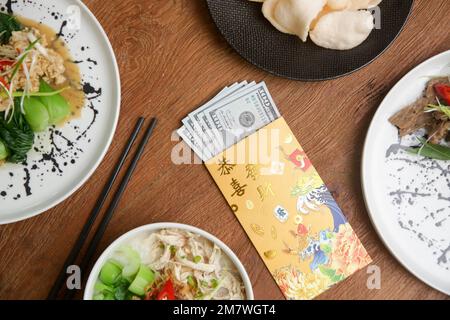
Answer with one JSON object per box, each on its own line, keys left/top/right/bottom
{"left": 0, "top": 0, "right": 120, "bottom": 224}
{"left": 84, "top": 223, "right": 254, "bottom": 300}
{"left": 362, "top": 51, "right": 450, "bottom": 295}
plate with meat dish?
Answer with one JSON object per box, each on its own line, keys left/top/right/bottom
{"left": 362, "top": 50, "right": 450, "bottom": 295}
{"left": 0, "top": 0, "right": 120, "bottom": 224}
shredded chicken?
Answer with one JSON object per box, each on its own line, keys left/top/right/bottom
{"left": 129, "top": 229, "right": 246, "bottom": 300}
{"left": 0, "top": 27, "right": 66, "bottom": 112}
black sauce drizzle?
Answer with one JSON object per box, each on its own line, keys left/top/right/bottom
{"left": 5, "top": 0, "right": 16, "bottom": 14}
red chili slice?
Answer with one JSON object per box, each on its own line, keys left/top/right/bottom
{"left": 0, "top": 60, "right": 14, "bottom": 67}
{"left": 434, "top": 84, "right": 450, "bottom": 106}
{"left": 156, "top": 279, "right": 175, "bottom": 300}
{"left": 0, "top": 76, "right": 9, "bottom": 89}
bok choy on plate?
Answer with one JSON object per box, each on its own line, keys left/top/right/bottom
{"left": 0, "top": 12, "right": 84, "bottom": 165}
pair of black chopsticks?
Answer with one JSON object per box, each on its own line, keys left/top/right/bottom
{"left": 47, "top": 117, "right": 157, "bottom": 300}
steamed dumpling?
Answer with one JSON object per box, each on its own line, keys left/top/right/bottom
{"left": 310, "top": 10, "right": 374, "bottom": 50}
{"left": 262, "top": 0, "right": 327, "bottom": 42}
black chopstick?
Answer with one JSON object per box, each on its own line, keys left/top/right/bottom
{"left": 47, "top": 117, "right": 145, "bottom": 300}
{"left": 64, "top": 118, "right": 158, "bottom": 300}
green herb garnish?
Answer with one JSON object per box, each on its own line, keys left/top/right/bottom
{"left": 0, "top": 86, "right": 69, "bottom": 99}
{"left": 193, "top": 255, "right": 202, "bottom": 263}
{"left": 0, "top": 13, "right": 22, "bottom": 45}
{"left": 408, "top": 138, "right": 450, "bottom": 161}
{"left": 425, "top": 103, "right": 450, "bottom": 120}
{"left": 210, "top": 279, "right": 219, "bottom": 288}
{"left": 187, "top": 275, "right": 197, "bottom": 288}
{"left": 9, "top": 38, "right": 40, "bottom": 81}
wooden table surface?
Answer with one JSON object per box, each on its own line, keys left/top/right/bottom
{"left": 0, "top": 0, "right": 449, "bottom": 300}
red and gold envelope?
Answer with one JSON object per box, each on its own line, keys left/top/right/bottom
{"left": 205, "top": 117, "right": 371, "bottom": 300}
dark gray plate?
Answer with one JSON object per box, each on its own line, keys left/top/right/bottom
{"left": 206, "top": 0, "right": 414, "bottom": 81}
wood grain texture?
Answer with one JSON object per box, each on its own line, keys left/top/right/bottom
{"left": 0, "top": 0, "right": 449, "bottom": 300}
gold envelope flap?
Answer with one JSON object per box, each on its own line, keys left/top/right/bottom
{"left": 205, "top": 117, "right": 371, "bottom": 300}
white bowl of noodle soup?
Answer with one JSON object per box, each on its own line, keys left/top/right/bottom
{"left": 84, "top": 223, "right": 254, "bottom": 300}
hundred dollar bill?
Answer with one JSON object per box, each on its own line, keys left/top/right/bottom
{"left": 177, "top": 81, "right": 280, "bottom": 161}
{"left": 203, "top": 81, "right": 280, "bottom": 156}
{"left": 182, "top": 83, "right": 248, "bottom": 155}
{"left": 177, "top": 125, "right": 213, "bottom": 162}
{"left": 187, "top": 82, "right": 255, "bottom": 156}
{"left": 181, "top": 86, "right": 233, "bottom": 156}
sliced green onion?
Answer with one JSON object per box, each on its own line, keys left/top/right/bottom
{"left": 9, "top": 38, "right": 40, "bottom": 81}
{"left": 128, "top": 264, "right": 155, "bottom": 296}
{"left": 210, "top": 279, "right": 218, "bottom": 288}
{"left": 202, "top": 277, "right": 225, "bottom": 300}
{"left": 187, "top": 275, "right": 197, "bottom": 288}
{"left": 193, "top": 256, "right": 202, "bottom": 263}
{"left": 11, "top": 86, "right": 68, "bottom": 98}
{"left": 0, "top": 78, "right": 13, "bottom": 121}
{"left": 0, "top": 87, "right": 69, "bottom": 100}
{"left": 425, "top": 103, "right": 450, "bottom": 120}
{"left": 99, "top": 260, "right": 122, "bottom": 286}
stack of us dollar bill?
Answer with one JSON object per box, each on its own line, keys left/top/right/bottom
{"left": 177, "top": 81, "right": 281, "bottom": 161}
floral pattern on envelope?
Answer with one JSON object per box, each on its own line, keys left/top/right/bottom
{"left": 205, "top": 117, "right": 371, "bottom": 300}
